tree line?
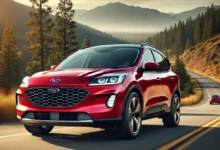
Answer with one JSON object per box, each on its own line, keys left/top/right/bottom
{"left": 146, "top": 4, "right": 220, "bottom": 55}
{"left": 0, "top": 0, "right": 90, "bottom": 93}
{"left": 147, "top": 4, "right": 220, "bottom": 98}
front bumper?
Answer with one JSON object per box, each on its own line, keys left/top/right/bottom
{"left": 16, "top": 84, "right": 126, "bottom": 126}
{"left": 19, "top": 117, "right": 122, "bottom": 128}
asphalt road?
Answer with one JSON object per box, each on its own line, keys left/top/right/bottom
{"left": 0, "top": 71, "right": 220, "bottom": 150}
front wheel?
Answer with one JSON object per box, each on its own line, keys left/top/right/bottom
{"left": 24, "top": 124, "right": 54, "bottom": 135}
{"left": 116, "top": 92, "right": 142, "bottom": 139}
{"left": 162, "top": 93, "right": 180, "bottom": 127}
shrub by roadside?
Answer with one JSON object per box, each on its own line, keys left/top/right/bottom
{"left": 181, "top": 79, "right": 203, "bottom": 106}
{"left": 0, "top": 89, "right": 17, "bottom": 122}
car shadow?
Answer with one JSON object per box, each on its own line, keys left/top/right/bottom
{"left": 36, "top": 124, "right": 200, "bottom": 150}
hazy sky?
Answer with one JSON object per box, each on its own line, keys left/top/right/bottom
{"left": 14, "top": 0, "right": 220, "bottom": 13}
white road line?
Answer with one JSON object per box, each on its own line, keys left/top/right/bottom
{"left": 212, "top": 82, "right": 220, "bottom": 95}
{"left": 0, "top": 133, "right": 29, "bottom": 139}
{"left": 0, "top": 127, "right": 74, "bottom": 139}
{"left": 200, "top": 81, "right": 211, "bottom": 98}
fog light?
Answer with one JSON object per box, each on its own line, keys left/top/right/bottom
{"left": 106, "top": 95, "right": 116, "bottom": 108}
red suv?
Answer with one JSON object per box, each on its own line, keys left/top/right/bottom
{"left": 16, "top": 44, "right": 180, "bottom": 139}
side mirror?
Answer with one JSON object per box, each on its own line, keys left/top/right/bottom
{"left": 50, "top": 65, "right": 57, "bottom": 70}
{"left": 144, "top": 62, "right": 159, "bottom": 70}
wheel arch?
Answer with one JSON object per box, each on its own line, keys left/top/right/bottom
{"left": 121, "top": 85, "right": 144, "bottom": 117}
{"left": 174, "top": 88, "right": 181, "bottom": 102}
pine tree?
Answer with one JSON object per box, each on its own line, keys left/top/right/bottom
{"left": 175, "top": 21, "right": 185, "bottom": 54}
{"left": 173, "top": 55, "right": 192, "bottom": 96}
{"left": 26, "top": 0, "right": 54, "bottom": 75}
{"left": 185, "top": 16, "right": 194, "bottom": 45}
{"left": 185, "top": 38, "right": 192, "bottom": 49}
{"left": 51, "top": 0, "right": 77, "bottom": 65}
{"left": 207, "top": 13, "right": 214, "bottom": 39}
{"left": 82, "top": 36, "right": 91, "bottom": 48}
{"left": 0, "top": 23, "right": 21, "bottom": 94}
{"left": 194, "top": 14, "right": 202, "bottom": 43}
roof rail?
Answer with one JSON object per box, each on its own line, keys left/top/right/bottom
{"left": 140, "top": 43, "right": 151, "bottom": 47}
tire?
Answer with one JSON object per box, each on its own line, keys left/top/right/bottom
{"left": 24, "top": 124, "right": 54, "bottom": 135}
{"left": 162, "top": 93, "right": 180, "bottom": 127}
{"left": 116, "top": 92, "right": 142, "bottom": 139}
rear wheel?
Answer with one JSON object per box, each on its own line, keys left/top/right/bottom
{"left": 24, "top": 124, "right": 54, "bottom": 135}
{"left": 115, "top": 92, "right": 142, "bottom": 139}
{"left": 162, "top": 93, "right": 180, "bottom": 127}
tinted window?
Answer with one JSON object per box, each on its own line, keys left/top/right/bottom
{"left": 152, "top": 50, "right": 170, "bottom": 72}
{"left": 142, "top": 49, "right": 155, "bottom": 65}
{"left": 212, "top": 95, "right": 220, "bottom": 98}
{"left": 164, "top": 58, "right": 171, "bottom": 71}
{"left": 56, "top": 47, "right": 140, "bottom": 69}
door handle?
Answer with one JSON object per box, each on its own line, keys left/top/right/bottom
{"left": 156, "top": 77, "right": 161, "bottom": 81}
{"left": 170, "top": 77, "right": 175, "bottom": 80}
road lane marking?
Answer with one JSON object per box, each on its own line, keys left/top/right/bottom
{"left": 200, "top": 81, "right": 211, "bottom": 98}
{"left": 176, "top": 121, "right": 220, "bottom": 150}
{"left": 0, "top": 127, "right": 74, "bottom": 139}
{"left": 190, "top": 71, "right": 211, "bottom": 97}
{"left": 156, "top": 117, "right": 220, "bottom": 150}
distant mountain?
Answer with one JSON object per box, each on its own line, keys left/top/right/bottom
{"left": 75, "top": 9, "right": 87, "bottom": 16}
{"left": 75, "top": 2, "right": 207, "bottom": 33}
{"left": 75, "top": 2, "right": 176, "bottom": 32}
{"left": 174, "top": 7, "right": 207, "bottom": 20}
{"left": 168, "top": 12, "right": 176, "bottom": 16}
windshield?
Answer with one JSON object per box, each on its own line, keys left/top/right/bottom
{"left": 56, "top": 47, "right": 140, "bottom": 69}
{"left": 212, "top": 95, "right": 220, "bottom": 98}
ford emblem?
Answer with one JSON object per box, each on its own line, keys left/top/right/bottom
{"left": 47, "top": 88, "right": 60, "bottom": 94}
{"left": 50, "top": 78, "right": 61, "bottom": 83}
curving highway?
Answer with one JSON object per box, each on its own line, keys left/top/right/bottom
{"left": 0, "top": 71, "right": 220, "bottom": 150}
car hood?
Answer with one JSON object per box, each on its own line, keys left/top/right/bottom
{"left": 28, "top": 68, "right": 132, "bottom": 86}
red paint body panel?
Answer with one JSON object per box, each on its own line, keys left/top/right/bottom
{"left": 16, "top": 45, "right": 180, "bottom": 123}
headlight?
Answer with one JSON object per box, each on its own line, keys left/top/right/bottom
{"left": 88, "top": 74, "right": 125, "bottom": 86}
{"left": 20, "top": 76, "right": 30, "bottom": 87}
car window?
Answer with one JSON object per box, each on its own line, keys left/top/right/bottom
{"left": 142, "top": 49, "right": 155, "bottom": 65}
{"left": 56, "top": 47, "right": 140, "bottom": 69}
{"left": 152, "top": 50, "right": 170, "bottom": 72}
{"left": 164, "top": 58, "right": 171, "bottom": 71}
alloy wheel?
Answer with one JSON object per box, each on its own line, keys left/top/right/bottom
{"left": 128, "top": 97, "right": 141, "bottom": 134}
{"left": 173, "top": 95, "right": 180, "bottom": 124}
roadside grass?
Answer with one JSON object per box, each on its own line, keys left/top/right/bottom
{"left": 181, "top": 79, "right": 203, "bottom": 106}
{"left": 0, "top": 89, "right": 17, "bottom": 122}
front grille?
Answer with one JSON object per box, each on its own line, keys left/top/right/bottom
{"left": 26, "top": 87, "right": 89, "bottom": 107}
